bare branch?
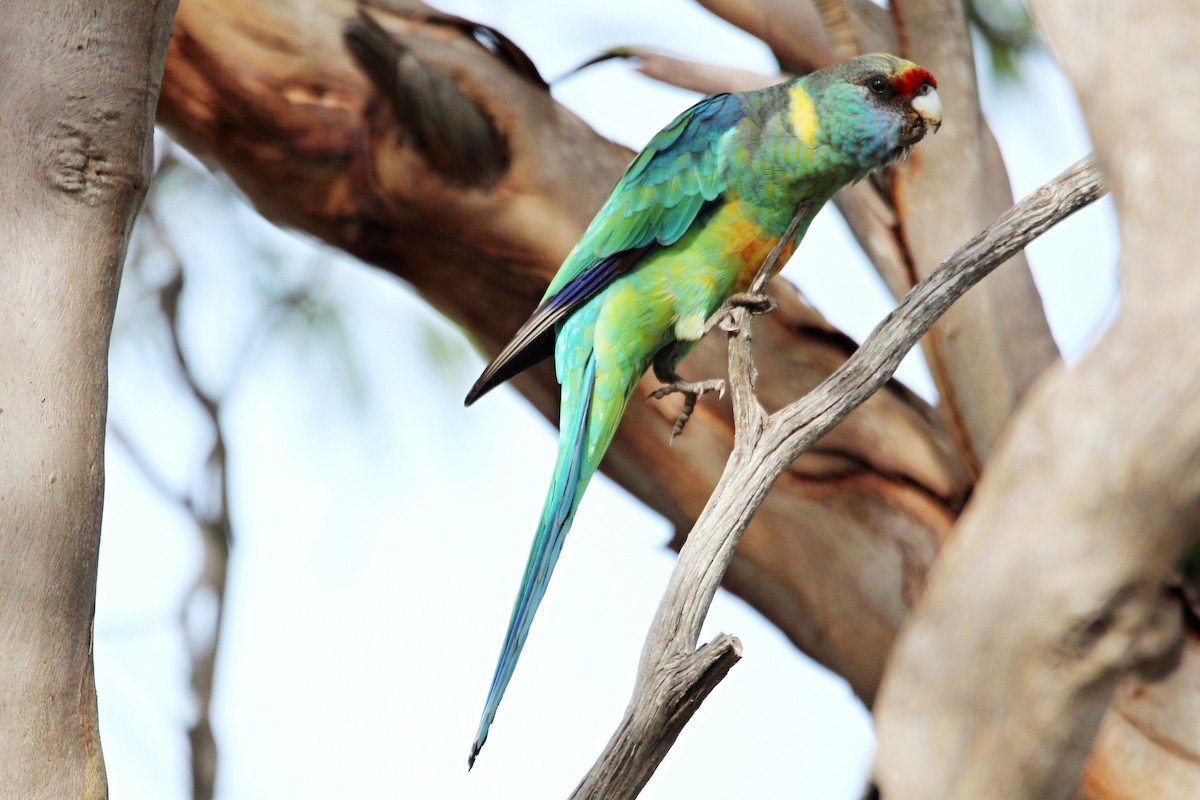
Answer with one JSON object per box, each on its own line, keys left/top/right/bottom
{"left": 573, "top": 635, "right": 742, "bottom": 799}
{"left": 811, "top": 0, "right": 859, "bottom": 59}
{"left": 695, "top": 0, "right": 837, "bottom": 71}
{"left": 575, "top": 156, "right": 1105, "bottom": 799}
{"left": 694, "top": 0, "right": 895, "bottom": 72}
{"left": 107, "top": 424, "right": 193, "bottom": 514}
{"left": 124, "top": 204, "right": 235, "bottom": 800}
{"left": 560, "top": 48, "right": 782, "bottom": 94}
{"left": 770, "top": 155, "right": 1102, "bottom": 456}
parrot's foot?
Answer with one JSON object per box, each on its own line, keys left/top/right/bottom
{"left": 647, "top": 378, "right": 727, "bottom": 442}
{"left": 706, "top": 292, "right": 778, "bottom": 335}
{"left": 727, "top": 292, "right": 778, "bottom": 315}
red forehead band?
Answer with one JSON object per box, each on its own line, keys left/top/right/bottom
{"left": 891, "top": 67, "right": 937, "bottom": 98}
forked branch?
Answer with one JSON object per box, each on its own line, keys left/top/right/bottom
{"left": 572, "top": 154, "right": 1105, "bottom": 800}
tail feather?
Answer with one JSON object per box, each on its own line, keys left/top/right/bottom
{"left": 469, "top": 356, "right": 598, "bottom": 769}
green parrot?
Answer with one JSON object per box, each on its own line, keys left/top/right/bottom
{"left": 464, "top": 53, "right": 941, "bottom": 766}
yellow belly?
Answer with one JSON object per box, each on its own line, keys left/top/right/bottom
{"left": 588, "top": 197, "right": 797, "bottom": 370}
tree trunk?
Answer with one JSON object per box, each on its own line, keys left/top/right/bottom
{"left": 889, "top": 0, "right": 1060, "bottom": 474}
{"left": 0, "top": 2, "right": 177, "bottom": 797}
{"left": 873, "top": 2, "right": 1200, "bottom": 798}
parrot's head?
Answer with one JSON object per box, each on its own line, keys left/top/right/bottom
{"left": 800, "top": 53, "right": 942, "bottom": 171}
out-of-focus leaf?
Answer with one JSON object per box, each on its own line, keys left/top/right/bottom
{"left": 417, "top": 317, "right": 474, "bottom": 392}
{"left": 967, "top": 0, "right": 1036, "bottom": 78}
{"left": 270, "top": 281, "right": 369, "bottom": 409}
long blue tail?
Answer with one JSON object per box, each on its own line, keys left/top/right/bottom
{"left": 469, "top": 356, "right": 598, "bottom": 768}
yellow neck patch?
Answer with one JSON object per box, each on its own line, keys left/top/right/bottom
{"left": 787, "top": 85, "right": 820, "bottom": 147}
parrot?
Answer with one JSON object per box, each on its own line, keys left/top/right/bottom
{"left": 464, "top": 53, "right": 942, "bottom": 767}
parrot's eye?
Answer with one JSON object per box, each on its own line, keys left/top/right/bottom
{"left": 867, "top": 76, "right": 889, "bottom": 95}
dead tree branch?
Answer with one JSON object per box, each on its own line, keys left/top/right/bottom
{"left": 560, "top": 48, "right": 782, "bottom": 94}
{"left": 574, "top": 156, "right": 1105, "bottom": 799}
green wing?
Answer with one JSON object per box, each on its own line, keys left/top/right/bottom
{"left": 543, "top": 92, "right": 742, "bottom": 298}
{"left": 465, "top": 92, "right": 744, "bottom": 405}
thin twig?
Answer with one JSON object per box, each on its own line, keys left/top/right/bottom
{"left": 721, "top": 199, "right": 814, "bottom": 448}
{"left": 753, "top": 199, "right": 813, "bottom": 296}
{"left": 161, "top": 250, "right": 230, "bottom": 800}
{"left": 572, "top": 154, "right": 1105, "bottom": 799}
{"left": 125, "top": 206, "right": 235, "bottom": 800}
{"left": 108, "top": 424, "right": 193, "bottom": 513}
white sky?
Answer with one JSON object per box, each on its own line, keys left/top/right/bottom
{"left": 95, "top": 2, "right": 1118, "bottom": 799}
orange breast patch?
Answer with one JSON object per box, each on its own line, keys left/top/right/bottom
{"left": 701, "top": 198, "right": 798, "bottom": 291}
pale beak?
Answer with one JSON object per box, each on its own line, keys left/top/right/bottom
{"left": 911, "top": 85, "right": 942, "bottom": 134}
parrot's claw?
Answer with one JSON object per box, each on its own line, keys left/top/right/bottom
{"left": 706, "top": 292, "right": 777, "bottom": 335}
{"left": 647, "top": 378, "right": 727, "bottom": 442}
{"left": 727, "top": 292, "right": 778, "bottom": 315}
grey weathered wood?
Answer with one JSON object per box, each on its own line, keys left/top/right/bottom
{"left": 572, "top": 155, "right": 1105, "bottom": 799}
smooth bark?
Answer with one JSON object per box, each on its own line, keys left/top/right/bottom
{"left": 889, "top": 0, "right": 1060, "bottom": 474}
{"left": 873, "top": 3, "right": 1200, "bottom": 798}
{"left": 0, "top": 2, "right": 178, "bottom": 798}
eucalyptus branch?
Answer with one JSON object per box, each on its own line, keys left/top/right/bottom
{"left": 572, "top": 154, "right": 1105, "bottom": 800}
